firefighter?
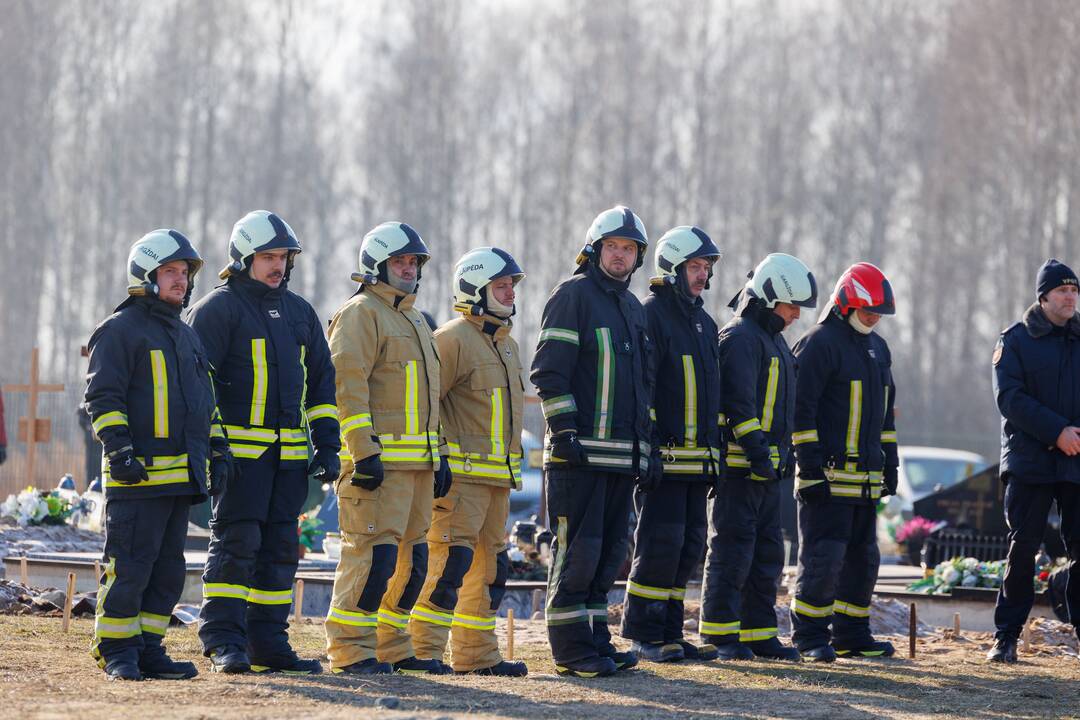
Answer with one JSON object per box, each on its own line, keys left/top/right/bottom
{"left": 188, "top": 211, "right": 340, "bottom": 675}
{"left": 324, "top": 222, "right": 453, "bottom": 676}
{"left": 789, "top": 262, "right": 898, "bottom": 662}
{"left": 85, "top": 229, "right": 232, "bottom": 681}
{"left": 531, "top": 205, "right": 658, "bottom": 678}
{"left": 990, "top": 258, "right": 1080, "bottom": 663}
{"left": 700, "top": 253, "right": 816, "bottom": 661}
{"left": 620, "top": 226, "right": 724, "bottom": 663}
{"left": 409, "top": 247, "right": 529, "bottom": 677}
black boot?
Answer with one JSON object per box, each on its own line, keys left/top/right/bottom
{"left": 987, "top": 636, "right": 1018, "bottom": 664}
{"left": 554, "top": 655, "right": 617, "bottom": 678}
{"left": 834, "top": 639, "right": 896, "bottom": 658}
{"left": 208, "top": 645, "right": 250, "bottom": 674}
{"left": 674, "top": 639, "right": 720, "bottom": 661}
{"left": 631, "top": 641, "right": 684, "bottom": 663}
{"left": 745, "top": 637, "right": 801, "bottom": 662}
{"left": 332, "top": 658, "right": 393, "bottom": 675}
{"left": 249, "top": 649, "right": 322, "bottom": 675}
{"left": 459, "top": 660, "right": 529, "bottom": 677}
{"left": 801, "top": 645, "right": 837, "bottom": 663}
{"left": 104, "top": 658, "right": 143, "bottom": 681}
{"left": 712, "top": 642, "right": 755, "bottom": 661}
{"left": 140, "top": 651, "right": 198, "bottom": 679}
{"left": 600, "top": 649, "right": 638, "bottom": 671}
{"left": 393, "top": 656, "right": 453, "bottom": 675}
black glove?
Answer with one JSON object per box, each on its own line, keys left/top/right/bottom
{"left": 882, "top": 466, "right": 899, "bottom": 497}
{"left": 749, "top": 456, "right": 776, "bottom": 482}
{"left": 708, "top": 459, "right": 727, "bottom": 499}
{"left": 0, "top": 445, "right": 6, "bottom": 465}
{"left": 795, "top": 467, "right": 829, "bottom": 504}
{"left": 208, "top": 451, "right": 235, "bottom": 497}
{"left": 108, "top": 446, "right": 149, "bottom": 485}
{"left": 549, "top": 430, "right": 589, "bottom": 466}
{"left": 636, "top": 448, "right": 664, "bottom": 493}
{"left": 351, "top": 454, "right": 385, "bottom": 491}
{"left": 434, "top": 456, "right": 453, "bottom": 499}
{"left": 308, "top": 446, "right": 341, "bottom": 482}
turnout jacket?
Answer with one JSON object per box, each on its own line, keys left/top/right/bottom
{"left": 994, "top": 304, "right": 1080, "bottom": 485}
{"left": 718, "top": 299, "right": 796, "bottom": 480}
{"left": 85, "top": 296, "right": 226, "bottom": 501}
{"left": 329, "top": 279, "right": 444, "bottom": 476}
{"left": 185, "top": 274, "right": 339, "bottom": 466}
{"left": 531, "top": 262, "right": 654, "bottom": 475}
{"left": 791, "top": 311, "right": 898, "bottom": 503}
{"left": 435, "top": 313, "right": 525, "bottom": 489}
{"left": 644, "top": 282, "right": 723, "bottom": 480}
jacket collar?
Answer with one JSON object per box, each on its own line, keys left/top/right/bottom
{"left": 229, "top": 273, "right": 284, "bottom": 301}
{"left": 650, "top": 281, "right": 700, "bottom": 318}
{"left": 1023, "top": 302, "right": 1080, "bottom": 338}
{"left": 115, "top": 295, "right": 182, "bottom": 320}
{"left": 822, "top": 308, "right": 867, "bottom": 339}
{"left": 362, "top": 277, "right": 417, "bottom": 311}
{"left": 464, "top": 311, "right": 512, "bottom": 340}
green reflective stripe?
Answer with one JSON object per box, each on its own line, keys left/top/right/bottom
{"left": 341, "top": 413, "right": 372, "bottom": 434}
{"left": 627, "top": 580, "right": 671, "bottom": 601}
{"left": 587, "top": 604, "right": 608, "bottom": 622}
{"left": 404, "top": 360, "right": 419, "bottom": 435}
{"left": 761, "top": 357, "right": 779, "bottom": 432}
{"left": 579, "top": 437, "right": 634, "bottom": 451}
{"left": 412, "top": 607, "right": 454, "bottom": 627}
{"left": 149, "top": 349, "right": 169, "bottom": 438}
{"left": 682, "top": 354, "right": 697, "bottom": 447}
{"left": 834, "top": 600, "right": 870, "bottom": 618}
{"left": 490, "top": 387, "right": 505, "bottom": 457}
{"left": 881, "top": 430, "right": 897, "bottom": 443}
{"left": 96, "top": 614, "right": 142, "bottom": 639}
{"left": 248, "top": 588, "right": 293, "bottom": 605}
{"left": 739, "top": 627, "right": 778, "bottom": 642}
{"left": 139, "top": 611, "right": 171, "bottom": 635}
{"left": 732, "top": 418, "right": 761, "bottom": 438}
{"left": 594, "top": 328, "right": 614, "bottom": 439}
{"left": 792, "top": 429, "right": 819, "bottom": 445}
{"left": 538, "top": 327, "right": 580, "bottom": 345}
{"left": 452, "top": 613, "right": 496, "bottom": 631}
{"left": 92, "top": 411, "right": 128, "bottom": 434}
{"left": 204, "top": 582, "right": 250, "bottom": 600}
{"left": 546, "top": 606, "right": 589, "bottom": 626}
{"left": 846, "top": 380, "right": 862, "bottom": 456}
{"left": 229, "top": 443, "right": 269, "bottom": 460}
{"left": 306, "top": 404, "right": 337, "bottom": 423}
{"left": 378, "top": 609, "right": 410, "bottom": 628}
{"left": 223, "top": 425, "right": 278, "bottom": 442}
{"left": 546, "top": 517, "right": 577, "bottom": 624}
{"left": 326, "top": 607, "right": 378, "bottom": 627}
{"left": 792, "top": 597, "right": 833, "bottom": 618}
{"left": 541, "top": 394, "right": 577, "bottom": 419}
{"left": 250, "top": 339, "right": 268, "bottom": 426}
{"left": 700, "top": 620, "right": 739, "bottom": 636}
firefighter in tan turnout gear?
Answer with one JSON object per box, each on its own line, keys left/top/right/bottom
{"left": 324, "top": 222, "right": 453, "bottom": 675}
{"left": 409, "top": 248, "right": 529, "bottom": 677}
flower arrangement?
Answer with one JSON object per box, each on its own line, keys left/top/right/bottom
{"left": 0, "top": 487, "right": 75, "bottom": 526}
{"left": 896, "top": 516, "right": 936, "bottom": 545}
{"left": 1034, "top": 556, "right": 1069, "bottom": 593}
{"left": 907, "top": 556, "right": 1005, "bottom": 594}
{"left": 298, "top": 514, "right": 324, "bottom": 552}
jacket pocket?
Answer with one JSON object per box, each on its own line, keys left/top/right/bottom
{"left": 469, "top": 364, "right": 509, "bottom": 391}
{"left": 384, "top": 335, "right": 413, "bottom": 363}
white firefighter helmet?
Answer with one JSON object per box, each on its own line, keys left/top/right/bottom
{"left": 577, "top": 205, "right": 648, "bottom": 269}
{"left": 654, "top": 226, "right": 722, "bottom": 282}
{"left": 126, "top": 229, "right": 204, "bottom": 305}
{"left": 219, "top": 210, "right": 301, "bottom": 279}
{"left": 745, "top": 252, "right": 818, "bottom": 308}
{"left": 452, "top": 247, "right": 525, "bottom": 311}
{"left": 352, "top": 221, "right": 430, "bottom": 282}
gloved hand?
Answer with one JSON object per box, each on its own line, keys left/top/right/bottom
{"left": 749, "top": 456, "right": 776, "bottom": 482}
{"left": 351, "top": 454, "right": 385, "bottom": 491}
{"left": 708, "top": 459, "right": 727, "bottom": 500}
{"left": 308, "top": 446, "right": 341, "bottom": 482}
{"left": 108, "top": 446, "right": 149, "bottom": 485}
{"left": 882, "top": 465, "right": 899, "bottom": 497}
{"left": 0, "top": 444, "right": 6, "bottom": 465}
{"left": 208, "top": 451, "right": 236, "bottom": 497}
{"left": 434, "top": 456, "right": 453, "bottom": 499}
{"left": 636, "top": 448, "right": 664, "bottom": 493}
{"left": 796, "top": 467, "right": 829, "bottom": 504}
{"left": 549, "top": 430, "right": 589, "bottom": 466}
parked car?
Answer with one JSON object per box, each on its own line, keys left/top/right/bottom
{"left": 886, "top": 445, "right": 990, "bottom": 517}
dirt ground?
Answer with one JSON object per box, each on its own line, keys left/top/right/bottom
{"left": 2, "top": 615, "right": 1078, "bottom": 720}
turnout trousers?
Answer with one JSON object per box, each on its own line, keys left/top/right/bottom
{"left": 994, "top": 479, "right": 1080, "bottom": 639}
{"left": 93, "top": 495, "right": 191, "bottom": 667}
{"left": 324, "top": 469, "right": 434, "bottom": 668}
{"left": 410, "top": 482, "right": 511, "bottom": 671}
{"left": 699, "top": 475, "right": 784, "bottom": 646}
{"left": 199, "top": 445, "right": 307, "bottom": 661}
{"left": 790, "top": 499, "right": 879, "bottom": 650}
{"left": 621, "top": 481, "right": 709, "bottom": 644}
{"left": 545, "top": 468, "right": 634, "bottom": 665}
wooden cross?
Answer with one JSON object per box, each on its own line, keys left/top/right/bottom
{"left": 2, "top": 347, "right": 65, "bottom": 485}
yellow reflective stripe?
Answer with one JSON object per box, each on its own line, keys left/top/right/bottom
{"left": 280, "top": 427, "right": 308, "bottom": 443}
{"left": 210, "top": 423, "right": 226, "bottom": 439}
{"left": 93, "top": 558, "right": 119, "bottom": 648}
{"left": 761, "top": 357, "right": 779, "bottom": 432}
{"left": 248, "top": 588, "right": 293, "bottom": 605}
{"left": 404, "top": 360, "right": 419, "bottom": 436}
{"left": 96, "top": 615, "right": 142, "bottom": 639}
{"left": 149, "top": 349, "right": 169, "bottom": 438}
{"left": 792, "top": 597, "right": 834, "bottom": 618}
{"left": 341, "top": 413, "right": 373, "bottom": 434}
{"left": 627, "top": 580, "right": 671, "bottom": 601}
{"left": 326, "top": 607, "right": 378, "bottom": 627}
{"left": 881, "top": 430, "right": 897, "bottom": 443}
{"left": 306, "top": 404, "right": 337, "bottom": 423}
{"left": 379, "top": 432, "right": 440, "bottom": 445}
{"left": 203, "top": 583, "right": 250, "bottom": 600}
{"left": 682, "top": 355, "right": 697, "bottom": 447}
{"left": 446, "top": 456, "right": 518, "bottom": 479}
{"left": 649, "top": 407, "right": 657, "bottom": 421}
{"left": 229, "top": 443, "right": 270, "bottom": 459}
{"left": 883, "top": 386, "right": 890, "bottom": 422}
{"left": 732, "top": 418, "right": 761, "bottom": 438}
{"left": 452, "top": 613, "right": 497, "bottom": 630}
{"left": 280, "top": 446, "right": 310, "bottom": 461}
{"left": 792, "top": 429, "right": 819, "bottom": 445}
{"left": 223, "top": 425, "right": 278, "bottom": 442}
{"left": 670, "top": 587, "right": 686, "bottom": 600}
{"left": 250, "top": 339, "right": 268, "bottom": 426}
{"left": 144, "top": 453, "right": 189, "bottom": 469}
{"left": 846, "top": 380, "right": 862, "bottom": 456}
{"left": 490, "top": 387, "right": 505, "bottom": 457}
{"left": 700, "top": 620, "right": 740, "bottom": 636}
{"left": 378, "top": 609, "right": 410, "bottom": 628}
{"left": 299, "top": 345, "right": 309, "bottom": 427}
{"left": 411, "top": 607, "right": 454, "bottom": 627}
{"left": 718, "top": 413, "right": 727, "bottom": 426}
{"left": 833, "top": 600, "right": 870, "bottom": 618}
{"left": 139, "top": 611, "right": 171, "bottom": 635}
{"left": 92, "top": 411, "right": 128, "bottom": 434}
{"left": 739, "top": 627, "right": 778, "bottom": 642}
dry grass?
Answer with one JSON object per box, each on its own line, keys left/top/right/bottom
{"left": 2, "top": 615, "right": 1079, "bottom": 719}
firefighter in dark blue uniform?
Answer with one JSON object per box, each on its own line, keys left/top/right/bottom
{"left": 620, "top": 226, "right": 723, "bottom": 663}
{"left": 85, "top": 229, "right": 232, "bottom": 681}
{"left": 188, "top": 210, "right": 340, "bottom": 674}
{"left": 531, "top": 205, "right": 658, "bottom": 678}
{"left": 700, "top": 253, "right": 816, "bottom": 662}
{"left": 790, "top": 262, "right": 898, "bottom": 662}
{"left": 989, "top": 258, "right": 1080, "bottom": 663}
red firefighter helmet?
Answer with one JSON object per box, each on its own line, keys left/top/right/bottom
{"left": 832, "top": 262, "right": 895, "bottom": 315}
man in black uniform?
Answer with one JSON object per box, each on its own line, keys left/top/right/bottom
{"left": 85, "top": 229, "right": 232, "bottom": 681}
{"left": 790, "top": 262, "right": 898, "bottom": 662}
{"left": 700, "top": 253, "right": 815, "bottom": 661}
{"left": 189, "top": 210, "right": 340, "bottom": 674}
{"left": 990, "top": 258, "right": 1080, "bottom": 663}
{"left": 531, "top": 205, "right": 659, "bottom": 677}
{"left": 620, "top": 226, "right": 723, "bottom": 663}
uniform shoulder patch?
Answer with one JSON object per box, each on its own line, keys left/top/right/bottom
{"left": 992, "top": 338, "right": 1004, "bottom": 366}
